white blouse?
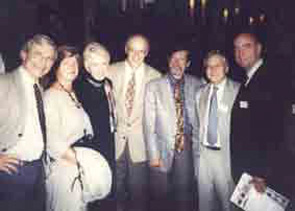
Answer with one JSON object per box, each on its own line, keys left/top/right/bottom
{"left": 44, "top": 88, "right": 93, "bottom": 160}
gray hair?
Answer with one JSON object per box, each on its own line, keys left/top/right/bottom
{"left": 203, "top": 50, "right": 229, "bottom": 71}
{"left": 83, "top": 42, "right": 110, "bottom": 61}
{"left": 21, "top": 34, "right": 56, "bottom": 55}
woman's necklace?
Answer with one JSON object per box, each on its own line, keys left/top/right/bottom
{"left": 58, "top": 82, "right": 82, "bottom": 109}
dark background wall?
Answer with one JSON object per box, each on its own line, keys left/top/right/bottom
{"left": 0, "top": 0, "right": 294, "bottom": 82}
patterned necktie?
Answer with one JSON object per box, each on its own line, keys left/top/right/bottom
{"left": 33, "top": 83, "right": 47, "bottom": 163}
{"left": 174, "top": 82, "right": 185, "bottom": 152}
{"left": 207, "top": 86, "right": 218, "bottom": 146}
{"left": 125, "top": 72, "right": 136, "bottom": 117}
{"left": 105, "top": 80, "right": 117, "bottom": 133}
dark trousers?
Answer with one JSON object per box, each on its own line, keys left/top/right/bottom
{"left": 116, "top": 143, "right": 148, "bottom": 211}
{"left": 0, "top": 159, "right": 45, "bottom": 211}
{"left": 149, "top": 146, "right": 195, "bottom": 211}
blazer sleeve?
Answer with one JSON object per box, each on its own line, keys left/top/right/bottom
{"left": 143, "top": 82, "right": 160, "bottom": 161}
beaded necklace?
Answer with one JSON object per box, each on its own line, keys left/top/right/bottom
{"left": 58, "top": 82, "right": 82, "bottom": 109}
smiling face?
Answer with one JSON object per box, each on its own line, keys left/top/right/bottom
{"left": 84, "top": 53, "right": 110, "bottom": 80}
{"left": 21, "top": 43, "right": 55, "bottom": 80}
{"left": 125, "top": 36, "right": 149, "bottom": 69}
{"left": 205, "top": 54, "right": 228, "bottom": 85}
{"left": 234, "top": 33, "right": 262, "bottom": 70}
{"left": 168, "top": 50, "right": 190, "bottom": 80}
{"left": 56, "top": 56, "right": 79, "bottom": 83}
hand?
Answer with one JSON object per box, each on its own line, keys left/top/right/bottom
{"left": 251, "top": 176, "right": 266, "bottom": 193}
{"left": 0, "top": 154, "right": 20, "bottom": 174}
{"left": 150, "top": 159, "right": 162, "bottom": 168}
{"left": 61, "top": 148, "right": 77, "bottom": 166}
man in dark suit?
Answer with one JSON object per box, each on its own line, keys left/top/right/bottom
{"left": 0, "top": 34, "right": 56, "bottom": 211}
{"left": 230, "top": 33, "right": 280, "bottom": 194}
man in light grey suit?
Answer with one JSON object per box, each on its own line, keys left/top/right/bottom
{"left": 0, "top": 34, "right": 56, "bottom": 211}
{"left": 194, "top": 51, "right": 240, "bottom": 211}
{"left": 109, "top": 34, "right": 161, "bottom": 211}
{"left": 144, "top": 47, "right": 201, "bottom": 211}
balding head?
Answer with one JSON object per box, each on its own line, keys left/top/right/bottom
{"left": 234, "top": 33, "right": 262, "bottom": 70}
{"left": 125, "top": 34, "right": 149, "bottom": 69}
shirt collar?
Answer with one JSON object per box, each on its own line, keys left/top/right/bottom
{"left": 125, "top": 60, "right": 145, "bottom": 74}
{"left": 19, "top": 65, "right": 38, "bottom": 86}
{"left": 167, "top": 73, "right": 185, "bottom": 86}
{"left": 210, "top": 77, "right": 227, "bottom": 92}
{"left": 246, "top": 59, "right": 263, "bottom": 81}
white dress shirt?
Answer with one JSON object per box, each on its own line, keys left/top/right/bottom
{"left": 44, "top": 89, "right": 93, "bottom": 160}
{"left": 6, "top": 66, "right": 44, "bottom": 161}
{"left": 245, "top": 59, "right": 263, "bottom": 86}
{"left": 202, "top": 78, "right": 227, "bottom": 148}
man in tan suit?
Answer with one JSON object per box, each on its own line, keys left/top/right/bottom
{"left": 109, "top": 34, "right": 161, "bottom": 211}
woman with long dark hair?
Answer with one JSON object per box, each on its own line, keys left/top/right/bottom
{"left": 44, "top": 45, "right": 111, "bottom": 211}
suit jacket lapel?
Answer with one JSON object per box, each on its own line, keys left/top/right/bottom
{"left": 221, "top": 80, "right": 234, "bottom": 110}
{"left": 199, "top": 85, "right": 210, "bottom": 126}
{"left": 118, "top": 62, "right": 127, "bottom": 99}
{"left": 246, "top": 62, "right": 266, "bottom": 89}
{"left": 184, "top": 76, "right": 190, "bottom": 105}
{"left": 12, "top": 68, "right": 27, "bottom": 129}
{"left": 164, "top": 75, "right": 176, "bottom": 124}
{"left": 115, "top": 62, "right": 127, "bottom": 117}
{"left": 130, "top": 64, "right": 146, "bottom": 119}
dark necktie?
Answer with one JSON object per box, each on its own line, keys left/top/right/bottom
{"left": 207, "top": 86, "right": 218, "bottom": 146}
{"left": 105, "top": 80, "right": 117, "bottom": 133}
{"left": 174, "top": 82, "right": 185, "bottom": 152}
{"left": 33, "top": 83, "right": 47, "bottom": 163}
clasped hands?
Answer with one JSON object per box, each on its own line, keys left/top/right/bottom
{"left": 0, "top": 154, "right": 21, "bottom": 174}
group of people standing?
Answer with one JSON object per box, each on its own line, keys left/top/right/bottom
{"left": 0, "top": 31, "right": 293, "bottom": 211}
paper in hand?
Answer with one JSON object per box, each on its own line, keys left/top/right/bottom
{"left": 230, "top": 173, "right": 289, "bottom": 211}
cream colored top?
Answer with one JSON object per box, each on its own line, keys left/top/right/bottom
{"left": 44, "top": 88, "right": 93, "bottom": 160}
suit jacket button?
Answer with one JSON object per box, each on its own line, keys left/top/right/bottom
{"left": 127, "top": 123, "right": 131, "bottom": 127}
{"left": 18, "top": 133, "right": 23, "bottom": 137}
{"left": 1, "top": 148, "right": 7, "bottom": 152}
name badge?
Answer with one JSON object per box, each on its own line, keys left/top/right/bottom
{"left": 239, "top": 101, "right": 249, "bottom": 109}
{"left": 219, "top": 104, "right": 229, "bottom": 113}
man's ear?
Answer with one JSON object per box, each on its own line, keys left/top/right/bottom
{"left": 125, "top": 45, "right": 128, "bottom": 55}
{"left": 20, "top": 50, "right": 27, "bottom": 62}
{"left": 257, "top": 43, "right": 263, "bottom": 56}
